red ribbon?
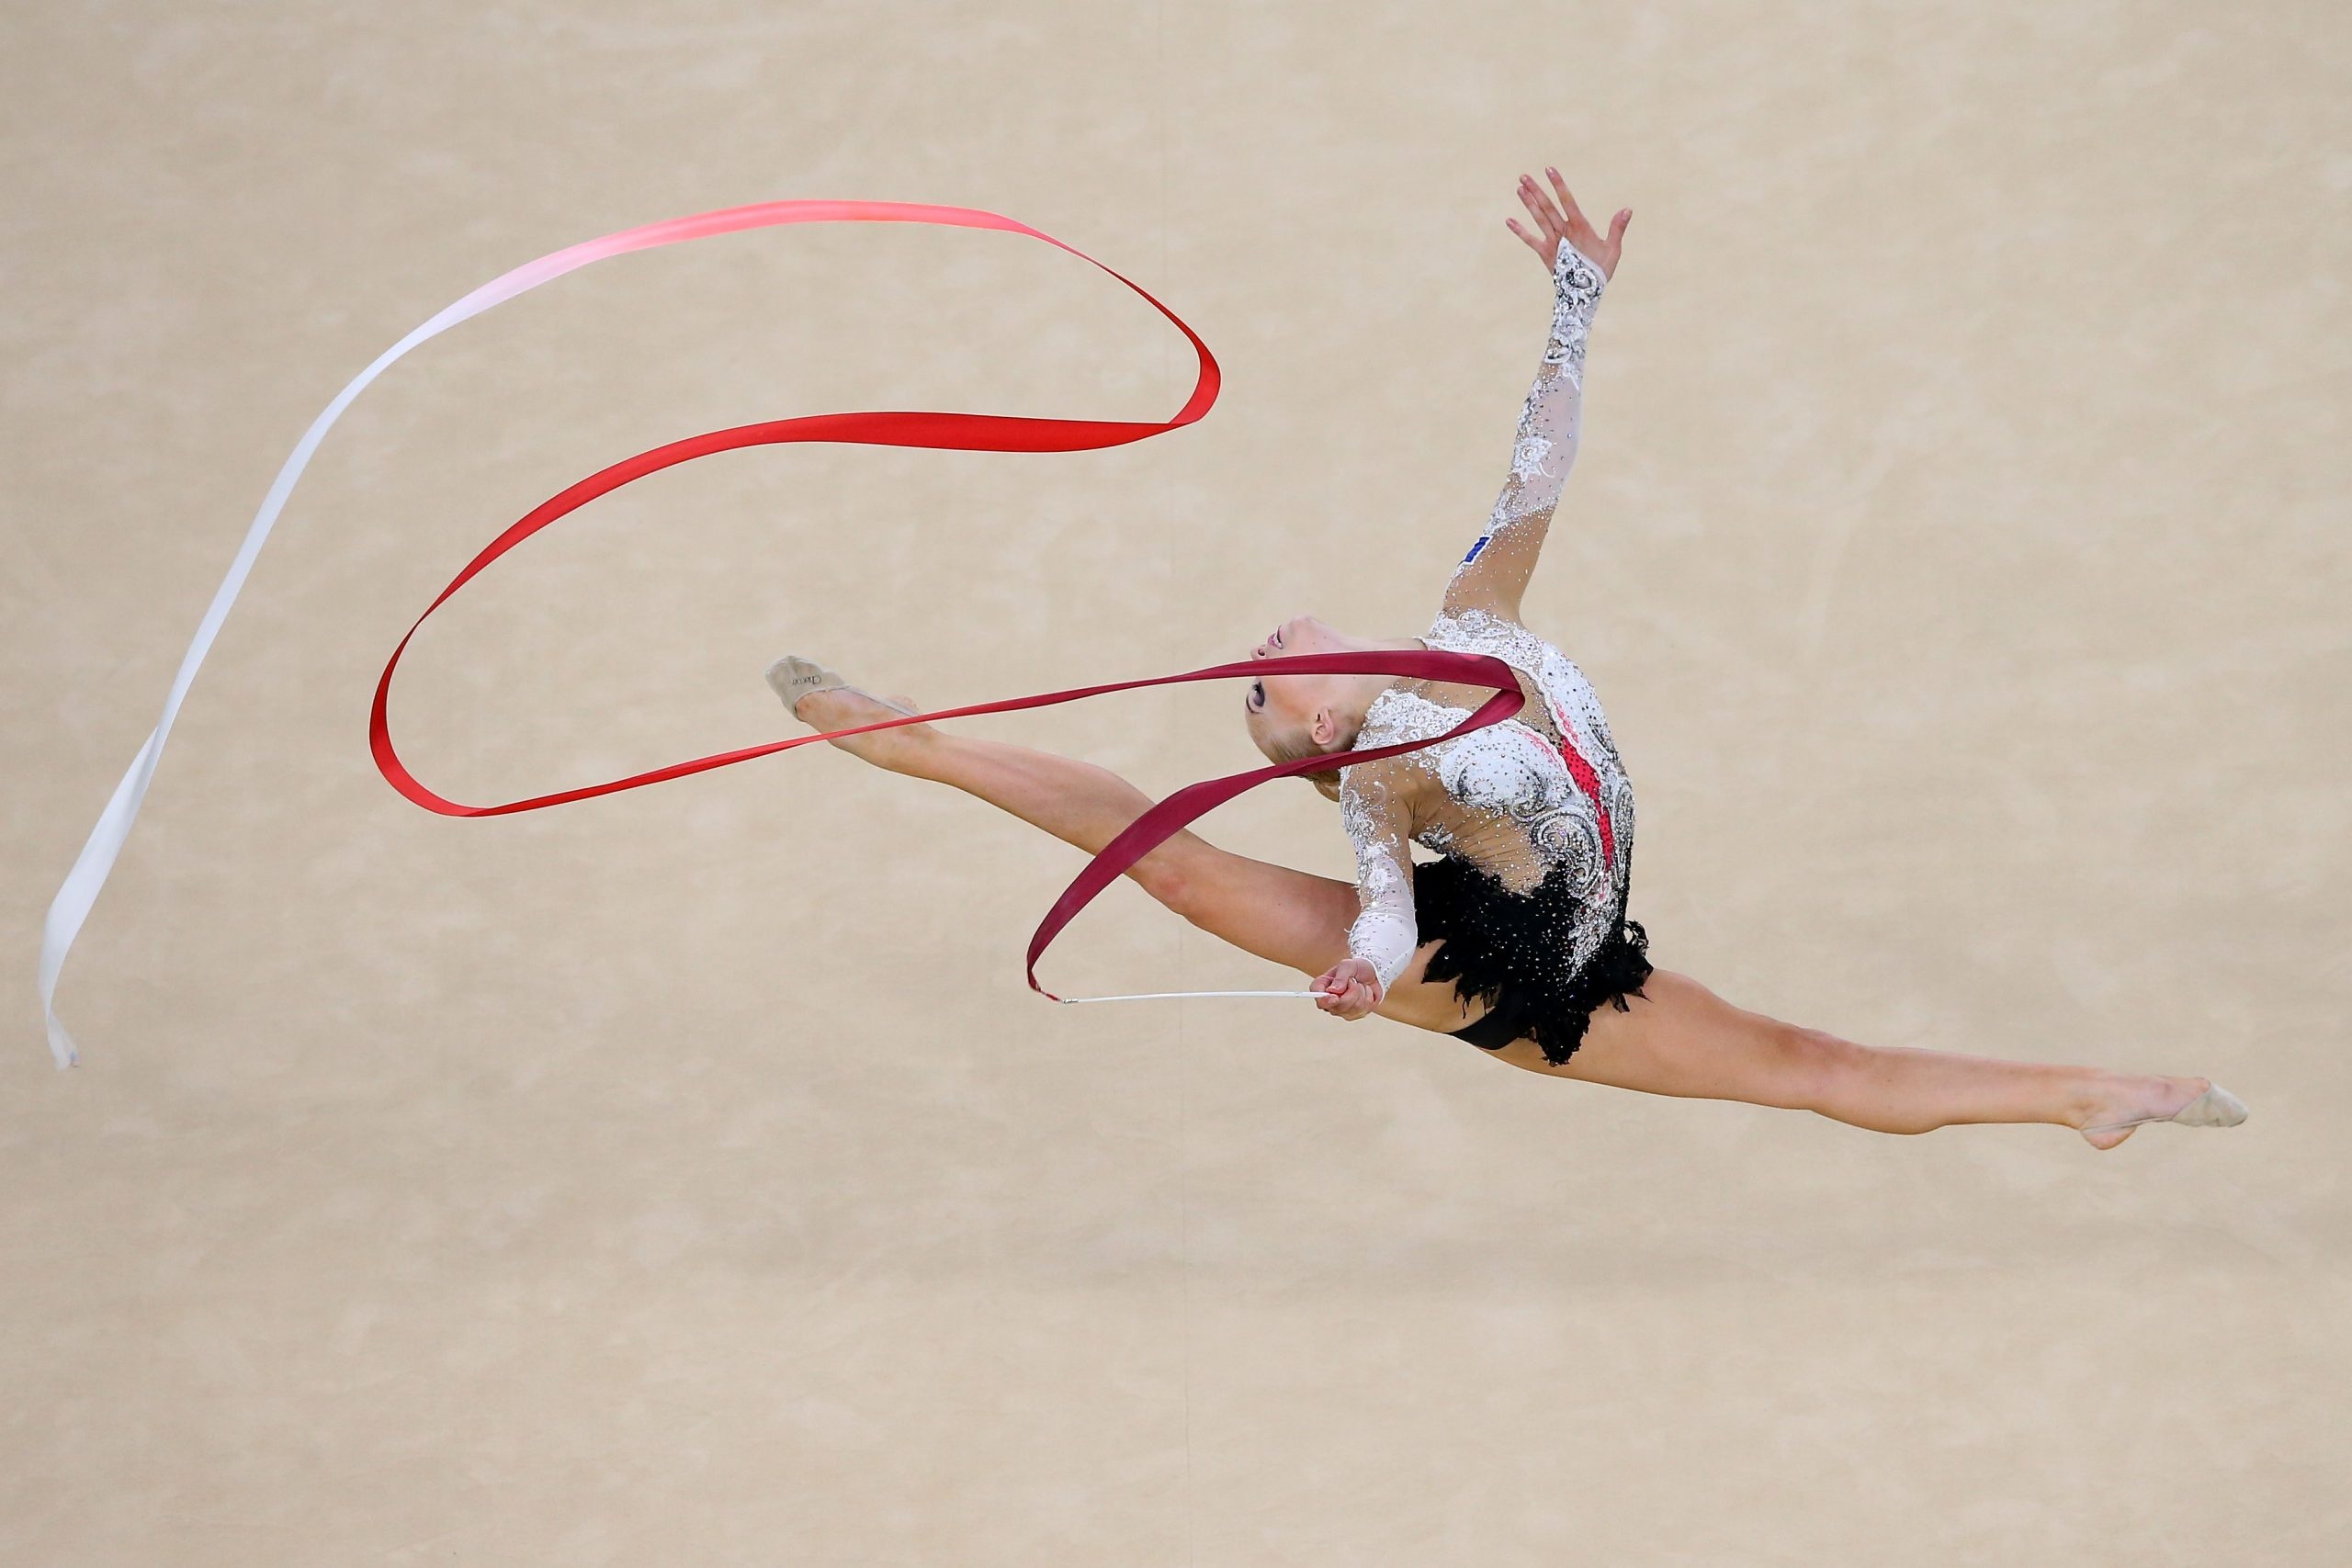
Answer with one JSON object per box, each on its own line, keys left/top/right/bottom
{"left": 369, "top": 209, "right": 1528, "bottom": 1000}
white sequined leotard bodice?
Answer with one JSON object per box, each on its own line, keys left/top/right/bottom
{"left": 1339, "top": 610, "right": 1634, "bottom": 989}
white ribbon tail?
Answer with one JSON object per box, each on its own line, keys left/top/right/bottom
{"left": 36, "top": 299, "right": 507, "bottom": 1068}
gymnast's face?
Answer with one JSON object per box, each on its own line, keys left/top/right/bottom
{"left": 1243, "top": 614, "right": 1351, "bottom": 763}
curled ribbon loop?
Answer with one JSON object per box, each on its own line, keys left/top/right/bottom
{"left": 42, "top": 197, "right": 1523, "bottom": 1065}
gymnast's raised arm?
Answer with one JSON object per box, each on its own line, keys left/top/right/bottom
{"left": 1441, "top": 171, "right": 1629, "bottom": 625}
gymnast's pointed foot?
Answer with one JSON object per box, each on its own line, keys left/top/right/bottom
{"left": 766, "top": 655, "right": 930, "bottom": 767}
{"left": 2077, "top": 1075, "right": 2249, "bottom": 1150}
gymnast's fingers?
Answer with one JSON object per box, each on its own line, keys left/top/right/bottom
{"left": 1517, "top": 175, "right": 1562, "bottom": 245}
{"left": 1544, "top": 166, "right": 1590, "bottom": 235}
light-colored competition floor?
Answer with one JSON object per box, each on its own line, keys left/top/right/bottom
{"left": 6, "top": 4, "right": 2347, "bottom": 1563}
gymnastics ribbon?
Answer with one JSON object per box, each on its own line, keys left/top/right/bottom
{"left": 40, "top": 197, "right": 1524, "bottom": 1067}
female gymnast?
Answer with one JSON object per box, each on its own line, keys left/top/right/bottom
{"left": 768, "top": 165, "right": 2245, "bottom": 1150}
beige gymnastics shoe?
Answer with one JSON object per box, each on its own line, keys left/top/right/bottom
{"left": 764, "top": 654, "right": 851, "bottom": 718}
{"left": 2081, "top": 1080, "right": 2249, "bottom": 1145}
{"left": 763, "top": 655, "right": 920, "bottom": 737}
{"left": 767, "top": 654, "right": 920, "bottom": 715}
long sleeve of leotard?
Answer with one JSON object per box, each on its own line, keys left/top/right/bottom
{"left": 1338, "top": 759, "right": 1421, "bottom": 992}
{"left": 1444, "top": 236, "right": 1608, "bottom": 613}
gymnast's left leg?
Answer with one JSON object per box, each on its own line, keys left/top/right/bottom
{"left": 768, "top": 659, "right": 1485, "bottom": 1032}
{"left": 773, "top": 662, "right": 1352, "bottom": 969}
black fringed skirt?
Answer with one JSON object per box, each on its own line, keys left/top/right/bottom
{"left": 1412, "top": 852, "right": 1653, "bottom": 1066}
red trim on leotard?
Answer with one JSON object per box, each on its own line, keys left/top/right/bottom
{"left": 1541, "top": 692, "right": 1616, "bottom": 866}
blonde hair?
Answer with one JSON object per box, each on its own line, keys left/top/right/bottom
{"left": 1261, "top": 724, "right": 1349, "bottom": 803}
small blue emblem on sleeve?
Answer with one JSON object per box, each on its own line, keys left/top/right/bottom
{"left": 1462, "top": 534, "right": 1491, "bottom": 564}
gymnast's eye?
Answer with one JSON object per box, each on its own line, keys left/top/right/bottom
{"left": 1249, "top": 680, "right": 1265, "bottom": 710}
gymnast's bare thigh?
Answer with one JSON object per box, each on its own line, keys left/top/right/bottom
{"left": 1371, "top": 938, "right": 1489, "bottom": 1032}
{"left": 1371, "top": 946, "right": 1760, "bottom": 1098}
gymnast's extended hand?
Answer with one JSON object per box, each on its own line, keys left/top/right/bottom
{"left": 1503, "top": 164, "right": 1629, "bottom": 281}
{"left": 1311, "top": 956, "right": 1385, "bottom": 1021}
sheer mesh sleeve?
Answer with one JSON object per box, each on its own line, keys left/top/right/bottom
{"left": 1443, "top": 238, "right": 1608, "bottom": 613}
{"left": 1504, "top": 237, "right": 1605, "bottom": 523}
{"left": 1338, "top": 759, "right": 1421, "bottom": 991}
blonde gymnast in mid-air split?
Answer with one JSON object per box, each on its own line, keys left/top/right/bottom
{"left": 768, "top": 163, "right": 2245, "bottom": 1150}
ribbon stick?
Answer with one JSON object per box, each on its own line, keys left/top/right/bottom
{"left": 1060, "top": 990, "right": 1318, "bottom": 1004}
{"left": 42, "top": 197, "right": 1523, "bottom": 1066}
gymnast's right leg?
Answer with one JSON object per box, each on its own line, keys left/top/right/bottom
{"left": 1521, "top": 968, "right": 2228, "bottom": 1148}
